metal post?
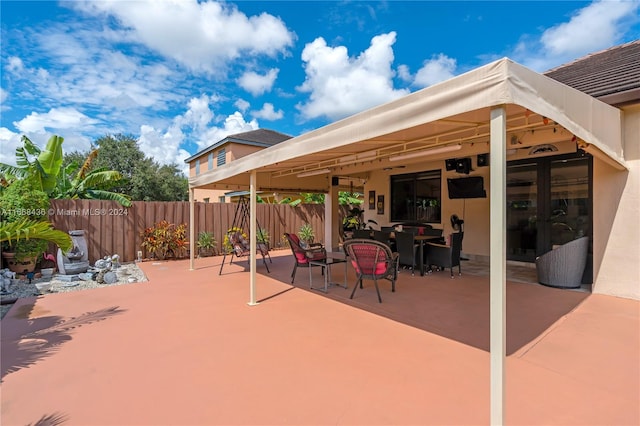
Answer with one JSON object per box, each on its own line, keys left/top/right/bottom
{"left": 189, "top": 187, "right": 195, "bottom": 271}
{"left": 489, "top": 105, "right": 507, "bottom": 425}
{"left": 248, "top": 171, "right": 258, "bottom": 306}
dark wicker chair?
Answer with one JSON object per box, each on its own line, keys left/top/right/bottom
{"left": 284, "top": 233, "right": 327, "bottom": 284}
{"left": 394, "top": 231, "right": 420, "bottom": 275}
{"left": 425, "top": 232, "right": 464, "bottom": 278}
{"left": 352, "top": 229, "right": 373, "bottom": 239}
{"left": 372, "top": 230, "right": 395, "bottom": 251}
{"left": 343, "top": 239, "right": 399, "bottom": 303}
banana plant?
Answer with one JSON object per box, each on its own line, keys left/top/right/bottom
{"left": 53, "top": 149, "right": 131, "bottom": 206}
{"left": 0, "top": 135, "right": 63, "bottom": 194}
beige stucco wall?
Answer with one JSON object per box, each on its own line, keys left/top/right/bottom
{"left": 592, "top": 105, "right": 640, "bottom": 300}
{"left": 362, "top": 148, "right": 492, "bottom": 258}
{"left": 362, "top": 110, "right": 640, "bottom": 301}
{"left": 188, "top": 143, "right": 267, "bottom": 202}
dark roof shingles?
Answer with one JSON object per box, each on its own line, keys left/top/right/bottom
{"left": 544, "top": 40, "right": 640, "bottom": 99}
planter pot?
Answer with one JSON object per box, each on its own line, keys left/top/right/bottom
{"left": 198, "top": 248, "right": 215, "bottom": 258}
{"left": 2, "top": 252, "right": 37, "bottom": 274}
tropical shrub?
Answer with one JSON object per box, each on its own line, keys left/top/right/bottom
{"left": 140, "top": 220, "right": 188, "bottom": 260}
{"left": 197, "top": 231, "right": 217, "bottom": 257}
{"left": 0, "top": 179, "right": 51, "bottom": 262}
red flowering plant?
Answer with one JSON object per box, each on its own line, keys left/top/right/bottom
{"left": 140, "top": 220, "right": 188, "bottom": 260}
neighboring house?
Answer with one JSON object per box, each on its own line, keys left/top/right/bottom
{"left": 184, "top": 129, "right": 292, "bottom": 203}
{"left": 189, "top": 41, "right": 639, "bottom": 301}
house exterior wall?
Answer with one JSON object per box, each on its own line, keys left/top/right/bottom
{"left": 187, "top": 143, "right": 268, "bottom": 202}
{"left": 362, "top": 151, "right": 492, "bottom": 257}
{"left": 592, "top": 104, "right": 640, "bottom": 299}
{"left": 361, "top": 110, "right": 639, "bottom": 300}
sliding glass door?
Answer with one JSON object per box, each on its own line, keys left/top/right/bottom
{"left": 507, "top": 153, "right": 592, "bottom": 270}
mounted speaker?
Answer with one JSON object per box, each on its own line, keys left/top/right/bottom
{"left": 477, "top": 153, "right": 489, "bottom": 167}
{"left": 331, "top": 176, "right": 339, "bottom": 186}
{"left": 445, "top": 158, "right": 457, "bottom": 171}
{"left": 455, "top": 157, "right": 472, "bottom": 174}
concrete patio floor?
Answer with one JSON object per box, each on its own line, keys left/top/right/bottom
{"left": 1, "top": 250, "right": 638, "bottom": 425}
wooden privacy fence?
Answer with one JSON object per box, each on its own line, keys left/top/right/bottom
{"left": 48, "top": 200, "right": 340, "bottom": 263}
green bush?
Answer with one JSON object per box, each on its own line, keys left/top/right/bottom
{"left": 0, "top": 179, "right": 50, "bottom": 261}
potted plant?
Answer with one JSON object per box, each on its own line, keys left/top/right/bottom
{"left": 257, "top": 228, "right": 270, "bottom": 251}
{"left": 298, "top": 223, "right": 315, "bottom": 247}
{"left": 1, "top": 179, "right": 51, "bottom": 274}
{"left": 197, "top": 231, "right": 217, "bottom": 257}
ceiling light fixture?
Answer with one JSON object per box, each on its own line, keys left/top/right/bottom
{"left": 296, "top": 168, "right": 331, "bottom": 178}
{"left": 389, "top": 144, "right": 462, "bottom": 162}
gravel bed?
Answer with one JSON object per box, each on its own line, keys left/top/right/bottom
{"left": 0, "top": 262, "right": 148, "bottom": 319}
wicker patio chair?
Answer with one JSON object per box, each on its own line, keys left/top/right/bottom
{"left": 343, "top": 239, "right": 399, "bottom": 303}
{"left": 425, "top": 232, "right": 464, "bottom": 278}
{"left": 284, "top": 233, "right": 327, "bottom": 284}
{"left": 535, "top": 236, "right": 589, "bottom": 288}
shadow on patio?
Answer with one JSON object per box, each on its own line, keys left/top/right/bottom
{"left": 2, "top": 250, "right": 637, "bottom": 425}
{"left": 215, "top": 250, "right": 589, "bottom": 356}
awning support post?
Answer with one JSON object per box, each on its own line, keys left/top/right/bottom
{"left": 189, "top": 187, "right": 195, "bottom": 271}
{"left": 248, "top": 170, "right": 258, "bottom": 306}
{"left": 490, "top": 105, "right": 507, "bottom": 425}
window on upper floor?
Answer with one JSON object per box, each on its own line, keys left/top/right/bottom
{"left": 195, "top": 159, "right": 200, "bottom": 175}
{"left": 217, "top": 148, "right": 226, "bottom": 166}
{"left": 208, "top": 153, "right": 213, "bottom": 170}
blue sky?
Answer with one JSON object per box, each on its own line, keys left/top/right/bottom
{"left": 1, "top": 1, "right": 639, "bottom": 174}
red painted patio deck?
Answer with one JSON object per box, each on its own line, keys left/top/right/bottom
{"left": 1, "top": 250, "right": 638, "bottom": 425}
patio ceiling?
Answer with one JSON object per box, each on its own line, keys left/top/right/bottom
{"left": 189, "top": 58, "right": 625, "bottom": 193}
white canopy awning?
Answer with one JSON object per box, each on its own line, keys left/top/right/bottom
{"left": 189, "top": 58, "right": 624, "bottom": 193}
{"left": 187, "top": 57, "right": 625, "bottom": 425}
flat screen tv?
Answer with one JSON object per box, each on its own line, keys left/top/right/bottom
{"left": 447, "top": 176, "right": 487, "bottom": 199}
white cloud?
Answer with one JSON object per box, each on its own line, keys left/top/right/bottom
{"left": 13, "top": 107, "right": 100, "bottom": 134}
{"left": 0, "top": 88, "right": 8, "bottom": 112}
{"left": 0, "top": 128, "right": 22, "bottom": 166}
{"left": 196, "top": 112, "right": 259, "bottom": 151}
{"left": 234, "top": 98, "right": 250, "bottom": 112}
{"left": 138, "top": 123, "right": 191, "bottom": 174}
{"left": 413, "top": 54, "right": 457, "bottom": 88}
{"left": 516, "top": 0, "right": 640, "bottom": 71}
{"left": 238, "top": 68, "right": 279, "bottom": 96}
{"left": 541, "top": 0, "right": 638, "bottom": 57}
{"left": 7, "top": 56, "right": 24, "bottom": 72}
{"left": 71, "top": 0, "right": 295, "bottom": 74}
{"left": 251, "top": 103, "right": 283, "bottom": 121}
{"left": 396, "top": 64, "right": 411, "bottom": 83}
{"left": 5, "top": 29, "right": 183, "bottom": 127}
{"left": 0, "top": 127, "right": 93, "bottom": 166}
{"left": 296, "top": 32, "right": 409, "bottom": 121}
{"left": 178, "top": 95, "right": 215, "bottom": 132}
